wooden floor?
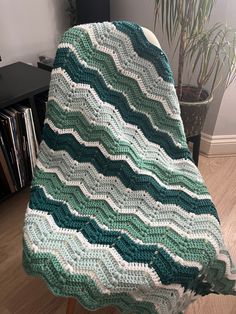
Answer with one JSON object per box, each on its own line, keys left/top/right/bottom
{"left": 0, "top": 155, "right": 236, "bottom": 314}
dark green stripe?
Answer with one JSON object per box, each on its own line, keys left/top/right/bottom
{"left": 47, "top": 98, "right": 207, "bottom": 195}
{"left": 23, "top": 242, "right": 157, "bottom": 314}
{"left": 33, "top": 169, "right": 216, "bottom": 264}
{"left": 53, "top": 46, "right": 190, "bottom": 161}
{"left": 113, "top": 21, "right": 174, "bottom": 84}
{"left": 65, "top": 26, "right": 181, "bottom": 143}
{"left": 43, "top": 123, "right": 218, "bottom": 219}
{"left": 29, "top": 186, "right": 199, "bottom": 288}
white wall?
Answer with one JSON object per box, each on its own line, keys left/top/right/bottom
{"left": 213, "top": 0, "right": 236, "bottom": 136}
{"left": 214, "top": 81, "right": 236, "bottom": 135}
{"left": 110, "top": 0, "right": 236, "bottom": 137}
{"left": 1, "top": 0, "right": 235, "bottom": 136}
{"left": 0, "top": 0, "right": 69, "bottom": 67}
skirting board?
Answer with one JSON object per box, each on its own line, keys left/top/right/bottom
{"left": 200, "top": 133, "right": 236, "bottom": 157}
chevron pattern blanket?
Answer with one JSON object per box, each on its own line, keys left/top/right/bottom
{"left": 23, "top": 21, "right": 236, "bottom": 314}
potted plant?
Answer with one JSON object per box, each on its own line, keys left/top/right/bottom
{"left": 154, "top": 0, "right": 236, "bottom": 138}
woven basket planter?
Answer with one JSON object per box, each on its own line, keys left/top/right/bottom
{"left": 178, "top": 86, "right": 213, "bottom": 138}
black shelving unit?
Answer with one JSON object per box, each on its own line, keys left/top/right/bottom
{"left": 0, "top": 62, "right": 50, "bottom": 202}
{"left": 76, "top": 0, "right": 110, "bottom": 24}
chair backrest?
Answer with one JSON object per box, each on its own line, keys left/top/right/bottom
{"left": 141, "top": 26, "right": 161, "bottom": 48}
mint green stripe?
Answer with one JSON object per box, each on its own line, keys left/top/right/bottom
{"left": 61, "top": 27, "right": 184, "bottom": 144}
{"left": 47, "top": 99, "right": 208, "bottom": 195}
{"left": 23, "top": 242, "right": 157, "bottom": 314}
{"left": 33, "top": 169, "right": 216, "bottom": 266}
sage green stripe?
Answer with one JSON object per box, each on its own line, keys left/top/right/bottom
{"left": 204, "top": 259, "right": 236, "bottom": 295}
{"left": 113, "top": 21, "right": 174, "bottom": 84}
{"left": 23, "top": 242, "right": 158, "bottom": 314}
{"left": 54, "top": 46, "right": 190, "bottom": 160}
{"left": 47, "top": 99, "right": 208, "bottom": 196}
{"left": 61, "top": 27, "right": 184, "bottom": 144}
{"left": 33, "top": 168, "right": 217, "bottom": 266}
{"left": 24, "top": 209, "right": 186, "bottom": 307}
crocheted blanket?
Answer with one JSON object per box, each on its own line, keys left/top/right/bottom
{"left": 23, "top": 21, "right": 236, "bottom": 314}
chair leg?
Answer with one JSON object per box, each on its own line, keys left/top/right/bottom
{"left": 192, "top": 134, "right": 201, "bottom": 167}
{"left": 66, "top": 298, "right": 76, "bottom": 314}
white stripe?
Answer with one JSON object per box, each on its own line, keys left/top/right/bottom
{"left": 24, "top": 208, "right": 188, "bottom": 303}
{"left": 57, "top": 42, "right": 185, "bottom": 148}
{"left": 45, "top": 118, "right": 209, "bottom": 200}
{"left": 36, "top": 145, "right": 223, "bottom": 249}
{"left": 49, "top": 68, "right": 203, "bottom": 182}
{"left": 78, "top": 23, "right": 179, "bottom": 118}
{"left": 34, "top": 184, "right": 204, "bottom": 269}
{"left": 36, "top": 153, "right": 236, "bottom": 287}
{"left": 37, "top": 142, "right": 217, "bottom": 225}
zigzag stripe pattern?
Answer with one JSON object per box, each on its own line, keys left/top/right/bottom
{"left": 33, "top": 164, "right": 221, "bottom": 247}
{"left": 41, "top": 123, "right": 217, "bottom": 217}
{"left": 45, "top": 111, "right": 207, "bottom": 198}
{"left": 48, "top": 71, "right": 204, "bottom": 186}
{"left": 79, "top": 23, "right": 178, "bottom": 117}
{"left": 53, "top": 41, "right": 189, "bottom": 159}
{"left": 23, "top": 22, "right": 236, "bottom": 314}
{"left": 24, "top": 209, "right": 199, "bottom": 313}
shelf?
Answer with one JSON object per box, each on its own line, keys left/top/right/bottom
{"left": 0, "top": 62, "right": 49, "bottom": 203}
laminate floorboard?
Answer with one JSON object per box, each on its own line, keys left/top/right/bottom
{"left": 0, "top": 156, "right": 235, "bottom": 314}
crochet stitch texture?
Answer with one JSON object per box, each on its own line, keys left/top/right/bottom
{"left": 23, "top": 21, "right": 236, "bottom": 314}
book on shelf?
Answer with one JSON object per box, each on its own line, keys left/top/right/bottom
{"left": 4, "top": 108, "right": 27, "bottom": 188}
{"left": 34, "top": 92, "right": 48, "bottom": 132}
{"left": 0, "top": 111, "right": 21, "bottom": 189}
{"left": 0, "top": 105, "right": 39, "bottom": 198}
{"left": 16, "top": 106, "right": 39, "bottom": 175}
{"left": 0, "top": 132, "right": 16, "bottom": 193}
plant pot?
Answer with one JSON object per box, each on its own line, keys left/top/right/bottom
{"left": 177, "top": 86, "right": 213, "bottom": 138}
